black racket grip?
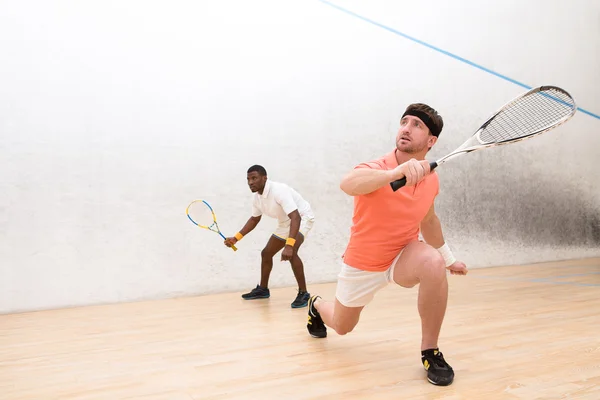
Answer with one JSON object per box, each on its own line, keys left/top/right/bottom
{"left": 389, "top": 161, "right": 438, "bottom": 192}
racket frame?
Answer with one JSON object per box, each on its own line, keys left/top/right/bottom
{"left": 390, "top": 85, "right": 577, "bottom": 192}
{"left": 186, "top": 199, "right": 238, "bottom": 251}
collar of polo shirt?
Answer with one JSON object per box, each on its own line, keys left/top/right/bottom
{"left": 260, "top": 179, "right": 271, "bottom": 197}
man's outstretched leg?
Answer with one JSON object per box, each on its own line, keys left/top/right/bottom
{"left": 392, "top": 241, "right": 454, "bottom": 386}
{"left": 307, "top": 296, "right": 364, "bottom": 338}
{"left": 307, "top": 262, "right": 388, "bottom": 338}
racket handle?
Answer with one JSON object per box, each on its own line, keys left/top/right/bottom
{"left": 389, "top": 161, "right": 438, "bottom": 192}
{"left": 219, "top": 231, "right": 238, "bottom": 251}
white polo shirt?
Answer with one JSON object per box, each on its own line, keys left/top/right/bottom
{"left": 252, "top": 180, "right": 314, "bottom": 223}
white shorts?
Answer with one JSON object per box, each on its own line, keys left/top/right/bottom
{"left": 273, "top": 216, "right": 315, "bottom": 240}
{"left": 335, "top": 251, "right": 404, "bottom": 308}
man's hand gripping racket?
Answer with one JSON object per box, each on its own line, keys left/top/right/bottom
{"left": 390, "top": 85, "right": 577, "bottom": 191}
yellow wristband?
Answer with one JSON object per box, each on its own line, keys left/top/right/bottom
{"left": 285, "top": 237, "right": 296, "bottom": 247}
{"left": 234, "top": 232, "right": 244, "bottom": 241}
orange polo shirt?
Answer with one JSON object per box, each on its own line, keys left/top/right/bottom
{"left": 342, "top": 150, "right": 439, "bottom": 272}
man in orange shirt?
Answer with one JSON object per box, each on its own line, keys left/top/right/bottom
{"left": 306, "top": 103, "right": 468, "bottom": 386}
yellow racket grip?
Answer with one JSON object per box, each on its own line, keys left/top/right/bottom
{"left": 231, "top": 244, "right": 238, "bottom": 251}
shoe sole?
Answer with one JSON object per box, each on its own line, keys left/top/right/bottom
{"left": 290, "top": 302, "right": 308, "bottom": 308}
{"left": 309, "top": 332, "right": 327, "bottom": 338}
{"left": 425, "top": 366, "right": 454, "bottom": 387}
{"left": 427, "top": 377, "right": 453, "bottom": 386}
{"left": 242, "top": 296, "right": 270, "bottom": 300}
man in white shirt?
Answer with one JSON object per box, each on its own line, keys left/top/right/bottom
{"left": 224, "top": 165, "right": 315, "bottom": 308}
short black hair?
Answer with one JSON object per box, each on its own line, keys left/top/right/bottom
{"left": 402, "top": 103, "right": 444, "bottom": 137}
{"left": 247, "top": 164, "right": 267, "bottom": 176}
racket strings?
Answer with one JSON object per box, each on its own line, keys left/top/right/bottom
{"left": 479, "top": 88, "right": 575, "bottom": 144}
{"left": 188, "top": 202, "right": 218, "bottom": 231}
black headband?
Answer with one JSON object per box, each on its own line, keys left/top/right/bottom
{"left": 401, "top": 110, "right": 441, "bottom": 137}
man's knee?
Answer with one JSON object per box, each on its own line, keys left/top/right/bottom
{"left": 334, "top": 321, "right": 357, "bottom": 336}
{"left": 261, "top": 247, "right": 276, "bottom": 259}
{"left": 332, "top": 300, "right": 362, "bottom": 335}
{"left": 421, "top": 249, "right": 446, "bottom": 281}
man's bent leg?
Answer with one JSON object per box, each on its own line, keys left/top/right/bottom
{"left": 242, "top": 235, "right": 285, "bottom": 300}
{"left": 289, "top": 233, "right": 307, "bottom": 292}
{"left": 392, "top": 241, "right": 454, "bottom": 386}
{"left": 289, "top": 233, "right": 311, "bottom": 308}
{"left": 260, "top": 235, "right": 286, "bottom": 288}
{"left": 315, "top": 297, "right": 364, "bottom": 335}
{"left": 307, "top": 296, "right": 364, "bottom": 338}
{"left": 392, "top": 241, "right": 447, "bottom": 350}
{"left": 307, "top": 263, "right": 387, "bottom": 338}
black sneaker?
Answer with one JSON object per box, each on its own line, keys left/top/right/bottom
{"left": 241, "top": 285, "right": 270, "bottom": 300}
{"left": 291, "top": 290, "right": 310, "bottom": 308}
{"left": 421, "top": 349, "right": 454, "bottom": 386}
{"left": 306, "top": 295, "right": 327, "bottom": 338}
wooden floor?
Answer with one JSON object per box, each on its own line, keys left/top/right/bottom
{"left": 1, "top": 258, "right": 599, "bottom": 400}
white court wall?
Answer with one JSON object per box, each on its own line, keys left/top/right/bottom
{"left": 1, "top": 0, "right": 599, "bottom": 313}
